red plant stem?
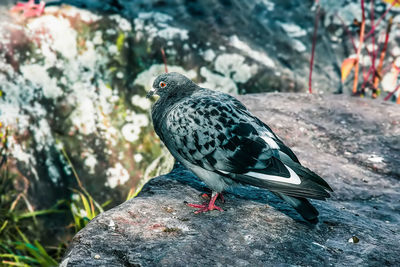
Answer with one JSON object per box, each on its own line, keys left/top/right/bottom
{"left": 361, "top": 65, "right": 373, "bottom": 90}
{"left": 352, "top": 0, "right": 366, "bottom": 94}
{"left": 364, "top": 43, "right": 376, "bottom": 71}
{"left": 308, "top": 1, "right": 320, "bottom": 94}
{"left": 373, "top": 17, "right": 393, "bottom": 89}
{"left": 383, "top": 84, "right": 400, "bottom": 101}
{"left": 370, "top": 0, "right": 377, "bottom": 86}
{"left": 364, "top": 0, "right": 398, "bottom": 41}
{"left": 160, "top": 47, "right": 168, "bottom": 73}
{"left": 336, "top": 0, "right": 398, "bottom": 57}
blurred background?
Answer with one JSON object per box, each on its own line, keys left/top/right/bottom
{"left": 0, "top": 0, "right": 399, "bottom": 265}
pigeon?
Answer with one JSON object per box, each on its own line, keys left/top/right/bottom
{"left": 147, "top": 72, "right": 333, "bottom": 223}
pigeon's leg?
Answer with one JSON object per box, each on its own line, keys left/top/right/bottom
{"left": 200, "top": 192, "right": 224, "bottom": 203}
{"left": 186, "top": 192, "right": 223, "bottom": 213}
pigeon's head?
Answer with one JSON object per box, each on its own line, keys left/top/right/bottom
{"left": 146, "top": 72, "right": 196, "bottom": 99}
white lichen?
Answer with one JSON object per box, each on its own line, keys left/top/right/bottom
{"left": 158, "top": 27, "right": 189, "bottom": 41}
{"left": 202, "top": 49, "right": 216, "bottom": 62}
{"left": 125, "top": 112, "right": 149, "bottom": 126}
{"left": 79, "top": 41, "right": 97, "bottom": 70}
{"left": 229, "top": 35, "right": 275, "bottom": 68}
{"left": 106, "top": 163, "right": 130, "bottom": 188}
{"left": 199, "top": 67, "right": 238, "bottom": 94}
{"left": 31, "top": 118, "right": 54, "bottom": 151}
{"left": 20, "top": 64, "right": 63, "bottom": 99}
{"left": 121, "top": 123, "right": 141, "bottom": 142}
{"left": 122, "top": 112, "right": 149, "bottom": 142}
{"left": 60, "top": 6, "right": 101, "bottom": 22}
{"left": 27, "top": 15, "right": 78, "bottom": 60}
{"left": 69, "top": 93, "right": 97, "bottom": 135}
{"left": 292, "top": 39, "right": 307, "bottom": 52}
{"left": 108, "top": 44, "right": 118, "bottom": 55}
{"left": 134, "top": 12, "right": 188, "bottom": 42}
{"left": 110, "top": 15, "right": 132, "bottom": 32}
{"left": 93, "top": 31, "right": 103, "bottom": 45}
{"left": 133, "top": 64, "right": 197, "bottom": 91}
{"left": 84, "top": 154, "right": 98, "bottom": 174}
{"left": 214, "top": 53, "right": 258, "bottom": 83}
{"left": 131, "top": 95, "right": 152, "bottom": 110}
{"left": 279, "top": 22, "right": 307, "bottom": 38}
{"left": 134, "top": 153, "right": 143, "bottom": 162}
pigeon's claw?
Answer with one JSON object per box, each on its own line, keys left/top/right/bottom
{"left": 186, "top": 193, "right": 223, "bottom": 214}
{"left": 186, "top": 203, "right": 207, "bottom": 209}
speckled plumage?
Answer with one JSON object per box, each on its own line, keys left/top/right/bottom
{"left": 148, "top": 72, "right": 333, "bottom": 222}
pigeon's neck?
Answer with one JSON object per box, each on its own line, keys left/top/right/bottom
{"left": 151, "top": 91, "right": 192, "bottom": 140}
{"left": 158, "top": 86, "right": 198, "bottom": 110}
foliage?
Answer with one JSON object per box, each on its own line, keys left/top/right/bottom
{"left": 0, "top": 127, "right": 111, "bottom": 266}
{"left": 339, "top": 0, "right": 400, "bottom": 102}
{"left": 0, "top": 127, "right": 56, "bottom": 266}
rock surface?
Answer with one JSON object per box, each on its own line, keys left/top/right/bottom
{"left": 62, "top": 93, "right": 400, "bottom": 266}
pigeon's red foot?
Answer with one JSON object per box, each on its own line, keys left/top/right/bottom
{"left": 186, "top": 193, "right": 223, "bottom": 214}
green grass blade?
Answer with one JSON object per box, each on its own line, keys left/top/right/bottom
{"left": 33, "top": 241, "right": 58, "bottom": 266}
{"left": 0, "top": 253, "right": 37, "bottom": 263}
{"left": 15, "top": 209, "right": 64, "bottom": 220}
{"left": 0, "top": 260, "right": 30, "bottom": 266}
{"left": 0, "top": 220, "right": 9, "bottom": 234}
{"left": 15, "top": 227, "right": 29, "bottom": 244}
{"left": 79, "top": 193, "right": 91, "bottom": 219}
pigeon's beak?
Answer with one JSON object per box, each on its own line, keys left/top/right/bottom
{"left": 146, "top": 88, "right": 156, "bottom": 98}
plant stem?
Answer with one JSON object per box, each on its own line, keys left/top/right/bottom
{"left": 364, "top": 0, "right": 398, "bottom": 40}
{"left": 161, "top": 47, "right": 168, "bottom": 73}
{"left": 384, "top": 83, "right": 400, "bottom": 101}
{"left": 373, "top": 16, "right": 393, "bottom": 90}
{"left": 61, "top": 147, "right": 83, "bottom": 189}
{"left": 352, "top": 0, "right": 366, "bottom": 94}
{"left": 370, "top": 0, "right": 377, "bottom": 89}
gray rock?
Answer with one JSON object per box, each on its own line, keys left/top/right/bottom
{"left": 63, "top": 93, "right": 400, "bottom": 266}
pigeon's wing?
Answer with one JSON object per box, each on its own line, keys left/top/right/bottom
{"left": 162, "top": 93, "right": 332, "bottom": 199}
{"left": 219, "top": 93, "right": 301, "bottom": 164}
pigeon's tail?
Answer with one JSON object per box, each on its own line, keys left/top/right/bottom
{"left": 230, "top": 157, "right": 332, "bottom": 201}
{"left": 275, "top": 193, "right": 319, "bottom": 224}
{"left": 225, "top": 155, "right": 332, "bottom": 222}
{"left": 278, "top": 152, "right": 333, "bottom": 193}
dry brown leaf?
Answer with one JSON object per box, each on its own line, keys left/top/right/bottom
{"left": 341, "top": 58, "right": 357, "bottom": 82}
{"left": 382, "top": 0, "right": 400, "bottom": 7}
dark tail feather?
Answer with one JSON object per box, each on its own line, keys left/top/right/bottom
{"left": 276, "top": 193, "right": 319, "bottom": 224}
{"left": 279, "top": 153, "right": 333, "bottom": 192}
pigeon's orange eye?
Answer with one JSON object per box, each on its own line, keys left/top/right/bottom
{"left": 159, "top": 81, "right": 167, "bottom": 88}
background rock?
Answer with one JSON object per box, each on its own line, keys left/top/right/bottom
{"left": 0, "top": 6, "right": 160, "bottom": 214}
{"left": 63, "top": 93, "right": 400, "bottom": 266}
